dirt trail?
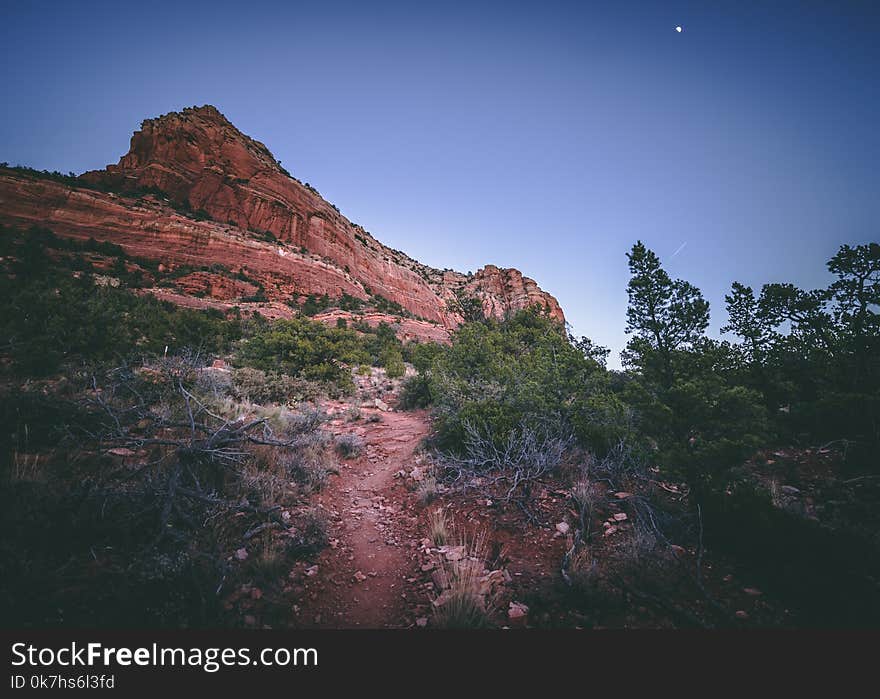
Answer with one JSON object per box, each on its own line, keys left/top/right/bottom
{"left": 290, "top": 404, "right": 431, "bottom": 628}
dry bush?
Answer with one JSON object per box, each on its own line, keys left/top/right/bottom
{"left": 265, "top": 412, "right": 335, "bottom": 494}
{"left": 344, "top": 405, "right": 362, "bottom": 422}
{"left": 612, "top": 526, "right": 661, "bottom": 577}
{"left": 282, "top": 450, "right": 335, "bottom": 494}
{"left": 239, "top": 453, "right": 289, "bottom": 509}
{"left": 286, "top": 507, "right": 330, "bottom": 556}
{"left": 68, "top": 359, "right": 331, "bottom": 621}
{"left": 195, "top": 368, "right": 232, "bottom": 399}
{"left": 334, "top": 433, "right": 364, "bottom": 459}
{"left": 275, "top": 406, "right": 325, "bottom": 436}
{"left": 231, "top": 367, "right": 319, "bottom": 405}
{"left": 201, "top": 394, "right": 254, "bottom": 421}
{"left": 591, "top": 437, "right": 646, "bottom": 480}
{"left": 0, "top": 353, "right": 343, "bottom": 628}
{"left": 439, "top": 420, "right": 573, "bottom": 514}
{"left": 240, "top": 407, "right": 334, "bottom": 502}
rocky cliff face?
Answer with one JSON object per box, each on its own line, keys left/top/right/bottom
{"left": 0, "top": 105, "right": 563, "bottom": 338}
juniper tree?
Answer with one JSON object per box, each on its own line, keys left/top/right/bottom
{"left": 624, "top": 241, "right": 709, "bottom": 387}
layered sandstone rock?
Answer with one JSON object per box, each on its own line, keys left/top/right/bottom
{"left": 0, "top": 105, "right": 563, "bottom": 337}
{"left": 173, "top": 271, "right": 258, "bottom": 301}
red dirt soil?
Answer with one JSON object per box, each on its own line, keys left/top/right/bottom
{"left": 290, "top": 404, "right": 431, "bottom": 628}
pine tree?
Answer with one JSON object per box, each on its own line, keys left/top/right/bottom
{"left": 624, "top": 241, "right": 709, "bottom": 386}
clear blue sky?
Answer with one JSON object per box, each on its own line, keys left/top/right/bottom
{"left": 2, "top": 0, "right": 877, "bottom": 366}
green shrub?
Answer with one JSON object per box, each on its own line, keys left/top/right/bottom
{"left": 408, "top": 308, "right": 608, "bottom": 454}
{"left": 381, "top": 348, "right": 406, "bottom": 378}
{"left": 234, "top": 314, "right": 407, "bottom": 395}
{"left": 0, "top": 231, "right": 241, "bottom": 376}
{"left": 399, "top": 373, "right": 433, "bottom": 409}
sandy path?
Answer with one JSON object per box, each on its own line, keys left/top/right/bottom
{"left": 289, "top": 404, "right": 431, "bottom": 628}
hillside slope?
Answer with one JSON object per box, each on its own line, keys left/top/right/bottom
{"left": 0, "top": 105, "right": 563, "bottom": 340}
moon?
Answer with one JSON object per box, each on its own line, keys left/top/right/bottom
{"left": 675, "top": 26, "right": 683, "bottom": 32}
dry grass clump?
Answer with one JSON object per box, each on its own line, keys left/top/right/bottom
{"left": 428, "top": 508, "right": 449, "bottom": 546}
{"left": 567, "top": 546, "right": 608, "bottom": 599}
{"left": 8, "top": 451, "right": 47, "bottom": 484}
{"left": 416, "top": 474, "right": 439, "bottom": 504}
{"left": 570, "top": 478, "right": 605, "bottom": 541}
{"left": 286, "top": 507, "right": 330, "bottom": 556}
{"left": 247, "top": 534, "right": 290, "bottom": 583}
{"left": 239, "top": 456, "right": 288, "bottom": 509}
{"left": 433, "top": 530, "right": 493, "bottom": 629}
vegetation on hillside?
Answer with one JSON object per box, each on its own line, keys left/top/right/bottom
{"left": 401, "top": 240, "right": 879, "bottom": 625}
{"left": 406, "top": 240, "right": 879, "bottom": 482}
{"left": 1, "top": 223, "right": 877, "bottom": 627}
{"left": 0, "top": 226, "right": 419, "bottom": 627}
{"left": 0, "top": 225, "right": 411, "bottom": 386}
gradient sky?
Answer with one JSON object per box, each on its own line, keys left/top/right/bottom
{"left": 2, "top": 0, "right": 878, "bottom": 366}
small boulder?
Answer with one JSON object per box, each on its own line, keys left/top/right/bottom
{"left": 439, "top": 545, "right": 466, "bottom": 562}
{"left": 508, "top": 601, "right": 529, "bottom": 620}
{"left": 107, "top": 447, "right": 136, "bottom": 457}
{"left": 478, "top": 569, "right": 507, "bottom": 596}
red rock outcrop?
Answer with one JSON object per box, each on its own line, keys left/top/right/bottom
{"left": 139, "top": 289, "right": 297, "bottom": 321}
{"left": 465, "top": 265, "right": 564, "bottom": 321}
{"left": 0, "top": 105, "right": 564, "bottom": 336}
{"left": 173, "top": 271, "right": 258, "bottom": 301}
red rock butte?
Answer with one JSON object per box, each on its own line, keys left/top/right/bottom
{"left": 0, "top": 105, "right": 564, "bottom": 341}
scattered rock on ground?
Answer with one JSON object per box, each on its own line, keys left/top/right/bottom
{"left": 508, "top": 601, "right": 529, "bottom": 620}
